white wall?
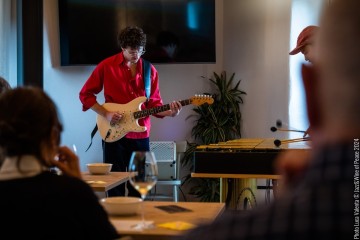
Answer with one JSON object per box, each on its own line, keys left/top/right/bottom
{"left": 223, "top": 0, "right": 292, "bottom": 140}
{"left": 43, "top": 0, "right": 295, "bottom": 198}
{"left": 0, "top": 0, "right": 17, "bottom": 86}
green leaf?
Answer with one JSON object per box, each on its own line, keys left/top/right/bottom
{"left": 183, "top": 71, "right": 246, "bottom": 202}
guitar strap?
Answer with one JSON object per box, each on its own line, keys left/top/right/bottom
{"left": 85, "top": 58, "right": 152, "bottom": 152}
{"left": 143, "top": 59, "right": 151, "bottom": 100}
{"left": 85, "top": 124, "right": 98, "bottom": 152}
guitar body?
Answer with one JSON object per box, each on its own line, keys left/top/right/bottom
{"left": 96, "top": 96, "right": 148, "bottom": 142}
{"left": 96, "top": 94, "right": 214, "bottom": 142}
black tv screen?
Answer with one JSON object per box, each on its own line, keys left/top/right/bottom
{"left": 58, "top": 0, "right": 216, "bottom": 66}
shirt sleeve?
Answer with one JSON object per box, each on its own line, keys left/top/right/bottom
{"left": 79, "top": 64, "right": 105, "bottom": 111}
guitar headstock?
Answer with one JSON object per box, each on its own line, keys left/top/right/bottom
{"left": 190, "top": 94, "right": 214, "bottom": 106}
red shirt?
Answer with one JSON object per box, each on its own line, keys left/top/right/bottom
{"left": 79, "top": 52, "right": 164, "bottom": 139}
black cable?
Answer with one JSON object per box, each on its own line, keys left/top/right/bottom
{"left": 178, "top": 186, "right": 187, "bottom": 202}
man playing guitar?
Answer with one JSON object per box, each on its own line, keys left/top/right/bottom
{"left": 79, "top": 26, "right": 182, "bottom": 197}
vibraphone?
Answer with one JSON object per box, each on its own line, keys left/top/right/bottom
{"left": 191, "top": 138, "right": 311, "bottom": 209}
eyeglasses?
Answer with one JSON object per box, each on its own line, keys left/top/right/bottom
{"left": 123, "top": 48, "right": 146, "bottom": 56}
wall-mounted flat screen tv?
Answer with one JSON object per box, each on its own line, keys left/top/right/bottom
{"left": 58, "top": 0, "right": 216, "bottom": 66}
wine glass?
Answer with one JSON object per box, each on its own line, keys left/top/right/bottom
{"left": 128, "top": 151, "right": 158, "bottom": 230}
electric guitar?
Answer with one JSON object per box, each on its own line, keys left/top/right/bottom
{"left": 97, "top": 95, "right": 214, "bottom": 142}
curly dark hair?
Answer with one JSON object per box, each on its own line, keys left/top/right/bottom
{"left": 0, "top": 87, "right": 63, "bottom": 168}
{"left": 117, "top": 26, "right": 146, "bottom": 49}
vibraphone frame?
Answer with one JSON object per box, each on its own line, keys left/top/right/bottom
{"left": 191, "top": 138, "right": 310, "bottom": 209}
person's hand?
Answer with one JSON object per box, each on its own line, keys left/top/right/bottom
{"left": 51, "top": 146, "right": 82, "bottom": 179}
{"left": 106, "top": 112, "right": 123, "bottom": 126}
{"left": 170, "top": 101, "right": 182, "bottom": 117}
{"left": 274, "top": 149, "right": 312, "bottom": 195}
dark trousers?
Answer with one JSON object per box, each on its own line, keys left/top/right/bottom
{"left": 102, "top": 137, "right": 150, "bottom": 197}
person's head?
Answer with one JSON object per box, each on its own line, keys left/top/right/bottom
{"left": 0, "top": 87, "right": 63, "bottom": 167}
{"left": 302, "top": 0, "right": 360, "bottom": 142}
{"left": 289, "top": 25, "right": 319, "bottom": 63}
{"left": 0, "top": 76, "right": 11, "bottom": 94}
{"left": 118, "top": 26, "right": 147, "bottom": 64}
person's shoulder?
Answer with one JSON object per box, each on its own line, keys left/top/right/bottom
{"left": 97, "top": 52, "right": 123, "bottom": 67}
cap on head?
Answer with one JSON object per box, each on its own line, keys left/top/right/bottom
{"left": 289, "top": 25, "right": 319, "bottom": 55}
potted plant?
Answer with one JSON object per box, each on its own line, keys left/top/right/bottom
{"left": 181, "top": 71, "right": 247, "bottom": 202}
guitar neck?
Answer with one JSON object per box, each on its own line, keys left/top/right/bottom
{"left": 134, "top": 99, "right": 191, "bottom": 119}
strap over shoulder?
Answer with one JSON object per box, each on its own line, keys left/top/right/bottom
{"left": 142, "top": 59, "right": 151, "bottom": 100}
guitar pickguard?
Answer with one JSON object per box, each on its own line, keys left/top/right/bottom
{"left": 97, "top": 97, "right": 147, "bottom": 142}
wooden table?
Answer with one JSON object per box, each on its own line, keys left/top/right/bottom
{"left": 82, "top": 171, "right": 131, "bottom": 193}
{"left": 109, "top": 201, "right": 225, "bottom": 240}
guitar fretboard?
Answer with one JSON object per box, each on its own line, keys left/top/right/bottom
{"left": 134, "top": 99, "right": 191, "bottom": 119}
